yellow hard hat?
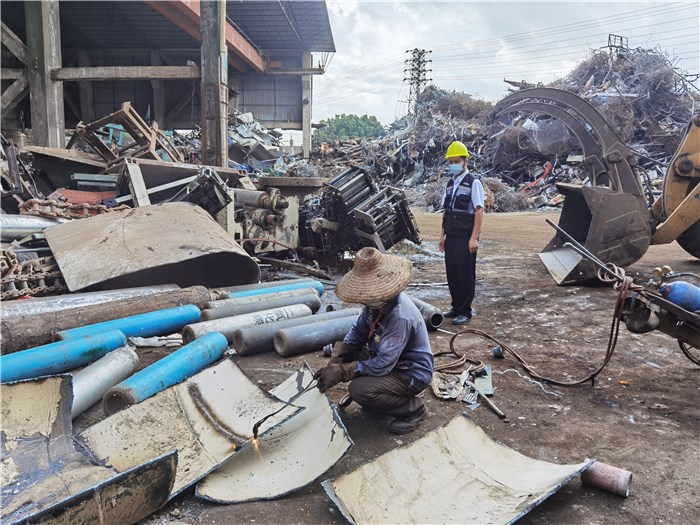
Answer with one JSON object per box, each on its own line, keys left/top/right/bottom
{"left": 445, "top": 141, "right": 471, "bottom": 159}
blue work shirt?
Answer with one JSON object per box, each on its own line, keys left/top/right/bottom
{"left": 343, "top": 292, "right": 434, "bottom": 389}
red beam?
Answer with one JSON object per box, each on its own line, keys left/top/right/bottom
{"left": 144, "top": 0, "right": 266, "bottom": 72}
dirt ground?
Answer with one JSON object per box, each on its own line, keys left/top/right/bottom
{"left": 137, "top": 209, "right": 699, "bottom": 525}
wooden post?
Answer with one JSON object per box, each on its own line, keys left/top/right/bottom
{"left": 24, "top": 0, "right": 65, "bottom": 148}
{"left": 0, "top": 286, "right": 214, "bottom": 354}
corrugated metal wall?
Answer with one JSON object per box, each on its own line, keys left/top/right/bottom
{"left": 237, "top": 75, "right": 302, "bottom": 129}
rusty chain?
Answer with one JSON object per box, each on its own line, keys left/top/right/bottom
{"left": 19, "top": 198, "right": 130, "bottom": 220}
{"left": 0, "top": 248, "right": 67, "bottom": 300}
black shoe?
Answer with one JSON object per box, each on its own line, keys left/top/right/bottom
{"left": 388, "top": 406, "right": 428, "bottom": 435}
{"left": 452, "top": 314, "right": 471, "bottom": 325}
{"left": 338, "top": 393, "right": 353, "bottom": 411}
{"left": 443, "top": 309, "right": 458, "bottom": 318}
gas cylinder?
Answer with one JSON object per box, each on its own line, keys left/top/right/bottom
{"left": 659, "top": 281, "right": 700, "bottom": 312}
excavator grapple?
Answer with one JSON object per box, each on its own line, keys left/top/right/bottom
{"left": 497, "top": 88, "right": 699, "bottom": 284}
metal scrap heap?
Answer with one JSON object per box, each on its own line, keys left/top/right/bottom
{"left": 311, "top": 45, "right": 699, "bottom": 213}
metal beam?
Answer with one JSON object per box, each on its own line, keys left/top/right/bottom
{"left": 1, "top": 74, "right": 29, "bottom": 114}
{"left": 0, "top": 69, "right": 25, "bottom": 80}
{"left": 1, "top": 21, "right": 27, "bottom": 64}
{"left": 302, "top": 52, "right": 312, "bottom": 160}
{"left": 144, "top": 0, "right": 266, "bottom": 73}
{"left": 51, "top": 65, "right": 200, "bottom": 81}
{"left": 263, "top": 68, "right": 325, "bottom": 76}
{"left": 25, "top": 0, "right": 65, "bottom": 148}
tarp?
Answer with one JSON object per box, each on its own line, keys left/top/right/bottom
{"left": 197, "top": 364, "right": 353, "bottom": 502}
{"left": 322, "top": 414, "right": 594, "bottom": 525}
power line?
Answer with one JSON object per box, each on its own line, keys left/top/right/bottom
{"left": 428, "top": 2, "right": 696, "bottom": 52}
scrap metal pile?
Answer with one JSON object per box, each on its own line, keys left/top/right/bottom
{"left": 311, "top": 45, "right": 700, "bottom": 212}
{"left": 1, "top": 101, "right": 421, "bottom": 302}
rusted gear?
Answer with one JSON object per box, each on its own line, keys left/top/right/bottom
{"left": 19, "top": 198, "right": 130, "bottom": 220}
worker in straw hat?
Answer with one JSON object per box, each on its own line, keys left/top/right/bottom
{"left": 314, "top": 247, "right": 434, "bottom": 435}
{"left": 439, "top": 140, "right": 485, "bottom": 325}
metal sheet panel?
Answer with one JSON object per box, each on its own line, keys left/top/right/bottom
{"left": 77, "top": 359, "right": 302, "bottom": 499}
{"left": 196, "top": 364, "right": 353, "bottom": 503}
{"left": 323, "top": 414, "right": 594, "bottom": 525}
{"left": 0, "top": 375, "right": 176, "bottom": 525}
{"left": 44, "top": 202, "right": 260, "bottom": 291}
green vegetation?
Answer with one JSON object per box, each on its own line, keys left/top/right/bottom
{"left": 314, "top": 114, "right": 385, "bottom": 142}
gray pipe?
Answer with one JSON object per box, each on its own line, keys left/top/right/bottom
{"left": 234, "top": 308, "right": 362, "bottom": 356}
{"left": 0, "top": 214, "right": 66, "bottom": 241}
{"left": 217, "top": 278, "right": 316, "bottom": 294}
{"left": 182, "top": 304, "right": 312, "bottom": 344}
{"left": 204, "top": 287, "right": 318, "bottom": 310}
{"left": 234, "top": 189, "right": 288, "bottom": 211}
{"left": 71, "top": 346, "right": 139, "bottom": 419}
{"left": 201, "top": 293, "right": 321, "bottom": 321}
{"left": 408, "top": 295, "right": 444, "bottom": 330}
{"left": 0, "top": 284, "right": 181, "bottom": 320}
{"left": 274, "top": 315, "right": 360, "bottom": 357}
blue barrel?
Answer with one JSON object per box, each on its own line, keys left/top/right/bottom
{"left": 226, "top": 280, "right": 324, "bottom": 299}
{"left": 659, "top": 281, "right": 700, "bottom": 312}
{"left": 102, "top": 331, "right": 228, "bottom": 414}
{"left": 0, "top": 330, "right": 127, "bottom": 383}
{"left": 58, "top": 305, "right": 201, "bottom": 340}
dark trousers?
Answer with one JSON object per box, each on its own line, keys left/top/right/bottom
{"left": 348, "top": 347, "right": 426, "bottom": 418}
{"left": 445, "top": 234, "right": 477, "bottom": 316}
{"left": 349, "top": 373, "right": 425, "bottom": 418}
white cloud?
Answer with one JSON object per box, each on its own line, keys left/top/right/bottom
{"left": 313, "top": 1, "right": 700, "bottom": 124}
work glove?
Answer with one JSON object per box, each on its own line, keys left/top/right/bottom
{"left": 314, "top": 362, "right": 358, "bottom": 393}
{"left": 329, "top": 341, "right": 357, "bottom": 364}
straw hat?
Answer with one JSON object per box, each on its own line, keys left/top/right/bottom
{"left": 336, "top": 247, "right": 412, "bottom": 304}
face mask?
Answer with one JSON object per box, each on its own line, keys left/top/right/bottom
{"left": 448, "top": 164, "right": 463, "bottom": 175}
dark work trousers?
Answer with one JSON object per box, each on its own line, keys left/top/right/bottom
{"left": 444, "top": 234, "right": 477, "bottom": 316}
{"left": 348, "top": 347, "right": 427, "bottom": 418}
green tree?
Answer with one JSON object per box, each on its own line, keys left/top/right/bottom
{"left": 314, "top": 114, "right": 385, "bottom": 143}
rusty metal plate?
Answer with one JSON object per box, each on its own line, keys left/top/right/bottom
{"left": 77, "top": 358, "right": 301, "bottom": 499}
{"left": 19, "top": 453, "right": 176, "bottom": 525}
{"left": 0, "top": 375, "right": 175, "bottom": 525}
{"left": 196, "top": 364, "right": 353, "bottom": 503}
{"left": 45, "top": 202, "right": 260, "bottom": 291}
{"left": 322, "top": 414, "right": 594, "bottom": 525}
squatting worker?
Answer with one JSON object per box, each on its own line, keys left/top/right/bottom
{"left": 313, "top": 247, "right": 434, "bottom": 435}
{"left": 439, "top": 140, "right": 485, "bottom": 326}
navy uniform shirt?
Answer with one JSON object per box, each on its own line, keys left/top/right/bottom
{"left": 343, "top": 292, "right": 434, "bottom": 389}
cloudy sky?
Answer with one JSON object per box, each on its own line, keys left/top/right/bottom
{"left": 311, "top": 0, "right": 700, "bottom": 125}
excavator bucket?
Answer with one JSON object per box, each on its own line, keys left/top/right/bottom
{"left": 539, "top": 183, "right": 652, "bottom": 284}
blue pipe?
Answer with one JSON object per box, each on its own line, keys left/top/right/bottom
{"left": 58, "top": 305, "right": 201, "bottom": 340}
{"left": 226, "top": 280, "right": 324, "bottom": 299}
{"left": 102, "top": 331, "right": 228, "bottom": 415}
{"left": 0, "top": 331, "right": 127, "bottom": 383}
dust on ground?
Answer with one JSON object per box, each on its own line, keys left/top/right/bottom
{"left": 142, "top": 210, "right": 700, "bottom": 525}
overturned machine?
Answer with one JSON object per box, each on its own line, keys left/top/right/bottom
{"left": 497, "top": 88, "right": 700, "bottom": 285}
{"left": 299, "top": 166, "right": 421, "bottom": 258}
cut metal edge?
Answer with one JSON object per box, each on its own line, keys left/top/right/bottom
{"left": 194, "top": 362, "right": 354, "bottom": 504}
